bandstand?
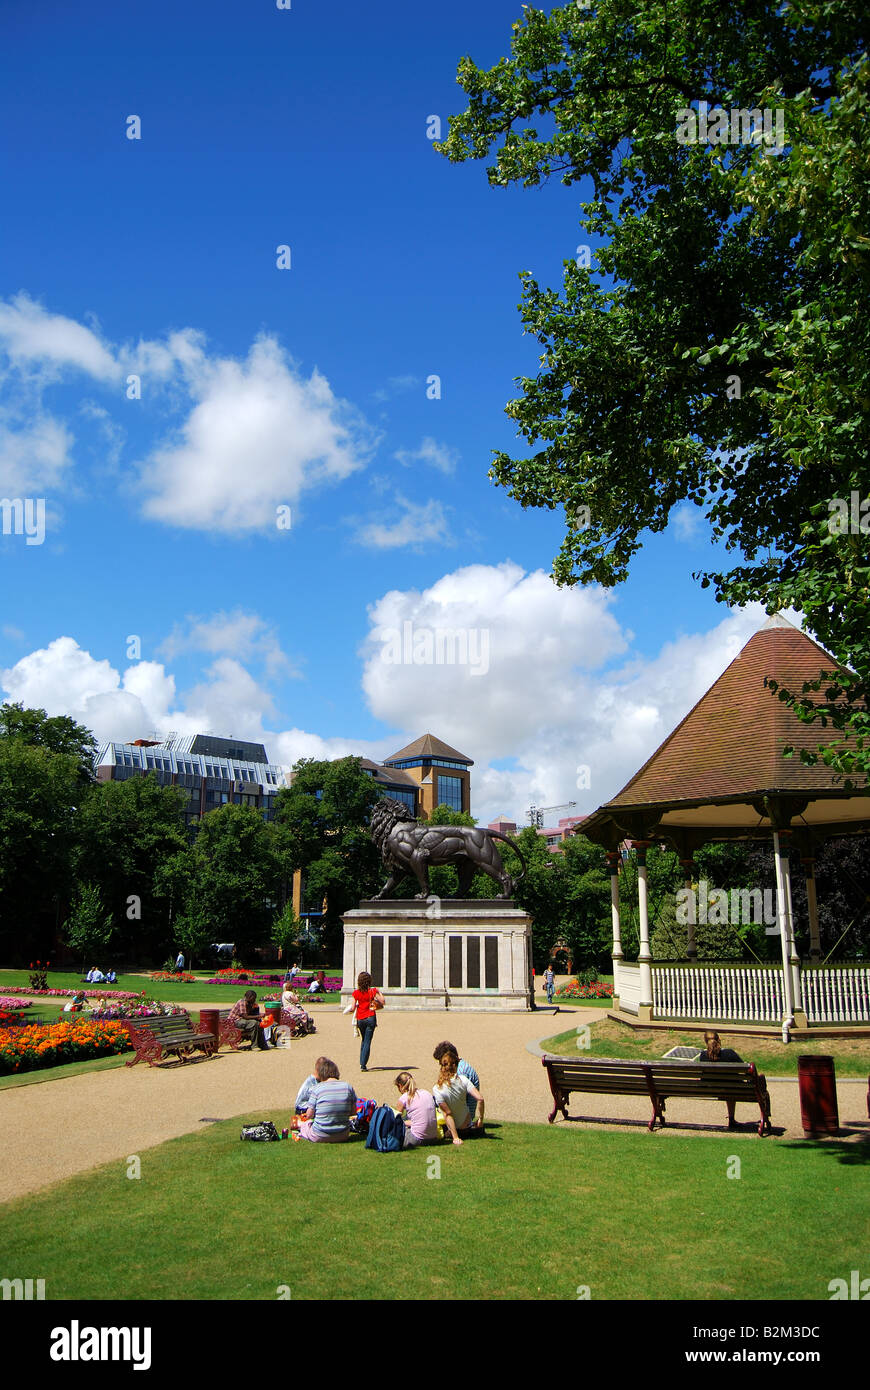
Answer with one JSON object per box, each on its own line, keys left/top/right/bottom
{"left": 579, "top": 617, "right": 870, "bottom": 1037}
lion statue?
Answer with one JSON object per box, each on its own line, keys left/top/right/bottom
{"left": 370, "top": 799, "right": 527, "bottom": 900}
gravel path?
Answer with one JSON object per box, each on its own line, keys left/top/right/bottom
{"left": 2, "top": 1006, "right": 865, "bottom": 1205}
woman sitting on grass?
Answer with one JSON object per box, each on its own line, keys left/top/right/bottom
{"left": 291, "top": 1057, "right": 357, "bottom": 1143}
{"left": 394, "top": 1072, "right": 439, "bottom": 1149}
{"left": 432, "top": 1049, "right": 484, "bottom": 1146}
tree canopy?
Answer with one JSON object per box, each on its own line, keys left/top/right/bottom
{"left": 437, "top": 0, "right": 869, "bottom": 777}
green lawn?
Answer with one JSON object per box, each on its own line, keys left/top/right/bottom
{"left": 0, "top": 1052, "right": 129, "bottom": 1092}
{"left": 0, "top": 1118, "right": 864, "bottom": 1300}
{"left": 0, "top": 968, "right": 341, "bottom": 1007}
{"left": 540, "top": 1019, "right": 870, "bottom": 1077}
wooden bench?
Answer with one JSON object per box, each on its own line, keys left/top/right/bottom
{"left": 124, "top": 1012, "right": 218, "bottom": 1068}
{"left": 542, "top": 1055, "right": 772, "bottom": 1136}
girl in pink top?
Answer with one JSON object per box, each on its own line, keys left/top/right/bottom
{"left": 394, "top": 1072, "right": 439, "bottom": 1148}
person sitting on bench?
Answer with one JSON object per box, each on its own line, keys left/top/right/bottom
{"left": 701, "top": 1031, "right": 743, "bottom": 1128}
{"left": 227, "top": 990, "right": 271, "bottom": 1051}
{"left": 281, "top": 984, "right": 314, "bottom": 1033}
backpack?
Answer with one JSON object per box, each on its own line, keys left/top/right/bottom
{"left": 365, "top": 1105, "right": 405, "bottom": 1153}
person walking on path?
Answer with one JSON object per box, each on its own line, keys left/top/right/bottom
{"left": 175, "top": 951, "right": 185, "bottom": 974}
{"left": 544, "top": 965, "right": 555, "bottom": 1005}
{"left": 352, "top": 971, "right": 384, "bottom": 1072}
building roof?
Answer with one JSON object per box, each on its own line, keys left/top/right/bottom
{"left": 580, "top": 619, "right": 870, "bottom": 844}
{"left": 384, "top": 733, "right": 473, "bottom": 765}
{"left": 358, "top": 758, "right": 417, "bottom": 788}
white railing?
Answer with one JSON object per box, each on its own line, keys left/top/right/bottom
{"left": 650, "top": 964, "right": 870, "bottom": 1023}
{"left": 801, "top": 967, "right": 870, "bottom": 1024}
{"left": 617, "top": 962, "right": 641, "bottom": 1015}
{"left": 652, "top": 966, "right": 785, "bottom": 1023}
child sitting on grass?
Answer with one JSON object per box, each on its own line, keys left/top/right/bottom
{"left": 394, "top": 1071, "right": 439, "bottom": 1149}
{"left": 432, "top": 1049, "right": 485, "bottom": 1146}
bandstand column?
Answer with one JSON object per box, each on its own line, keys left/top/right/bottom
{"left": 635, "top": 842, "right": 653, "bottom": 1023}
{"left": 607, "top": 851, "right": 622, "bottom": 1007}
{"left": 681, "top": 858, "right": 697, "bottom": 959}
{"left": 773, "top": 829, "right": 806, "bottom": 1034}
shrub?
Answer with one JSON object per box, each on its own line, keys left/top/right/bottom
{"left": 28, "top": 960, "right": 49, "bottom": 991}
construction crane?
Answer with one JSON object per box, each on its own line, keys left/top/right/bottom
{"left": 527, "top": 801, "right": 578, "bottom": 828}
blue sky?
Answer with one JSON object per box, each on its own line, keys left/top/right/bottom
{"left": 0, "top": 0, "right": 770, "bottom": 825}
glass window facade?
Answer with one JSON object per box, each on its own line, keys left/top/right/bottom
{"left": 437, "top": 775, "right": 463, "bottom": 811}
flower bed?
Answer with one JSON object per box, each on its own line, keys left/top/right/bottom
{"left": 206, "top": 972, "right": 343, "bottom": 991}
{"left": 554, "top": 980, "right": 613, "bottom": 1000}
{"left": 0, "top": 998, "right": 31, "bottom": 1012}
{"left": 0, "top": 1019, "right": 132, "bottom": 1075}
{"left": 0, "top": 987, "right": 141, "bottom": 1001}
{"left": 86, "top": 999, "right": 187, "bottom": 1021}
{"left": 148, "top": 972, "right": 197, "bottom": 983}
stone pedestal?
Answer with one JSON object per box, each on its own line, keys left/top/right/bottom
{"left": 341, "top": 899, "right": 533, "bottom": 1011}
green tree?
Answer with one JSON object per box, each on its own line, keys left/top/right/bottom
{"left": 0, "top": 702, "right": 97, "bottom": 786}
{"left": 75, "top": 773, "right": 189, "bottom": 963}
{"left": 0, "top": 739, "right": 82, "bottom": 960}
{"left": 271, "top": 901, "right": 302, "bottom": 963}
{"left": 272, "top": 757, "right": 382, "bottom": 956}
{"left": 437, "top": 0, "right": 869, "bottom": 775}
{"left": 64, "top": 882, "right": 114, "bottom": 968}
{"left": 179, "top": 804, "right": 279, "bottom": 955}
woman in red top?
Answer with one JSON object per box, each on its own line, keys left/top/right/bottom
{"left": 352, "top": 971, "right": 384, "bottom": 1072}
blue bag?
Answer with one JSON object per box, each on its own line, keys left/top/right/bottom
{"left": 365, "top": 1105, "right": 405, "bottom": 1152}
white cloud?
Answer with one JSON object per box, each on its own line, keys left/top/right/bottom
{"left": 372, "top": 374, "right": 419, "bottom": 404}
{"left": 0, "top": 414, "right": 74, "bottom": 494}
{"left": 0, "top": 294, "right": 119, "bottom": 382}
{"left": 359, "top": 564, "right": 793, "bottom": 824}
{"left": 355, "top": 494, "right": 452, "bottom": 550}
{"left": 137, "top": 335, "right": 371, "bottom": 532}
{"left": 0, "top": 638, "right": 274, "bottom": 751}
{"left": 0, "top": 588, "right": 803, "bottom": 831}
{"left": 160, "top": 610, "right": 296, "bottom": 679}
{"left": 672, "top": 502, "right": 707, "bottom": 543}
{"left": 394, "top": 437, "right": 458, "bottom": 475}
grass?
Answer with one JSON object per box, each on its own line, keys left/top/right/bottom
{"left": 540, "top": 1018, "right": 870, "bottom": 1077}
{"left": 0, "top": 968, "right": 341, "bottom": 1007}
{"left": 0, "top": 1053, "right": 129, "bottom": 1092}
{"left": 0, "top": 1118, "right": 865, "bottom": 1300}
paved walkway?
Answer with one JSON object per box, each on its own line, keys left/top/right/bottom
{"left": 2, "top": 1006, "right": 867, "bottom": 1205}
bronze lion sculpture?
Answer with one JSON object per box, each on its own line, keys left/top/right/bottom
{"left": 370, "top": 798, "right": 526, "bottom": 900}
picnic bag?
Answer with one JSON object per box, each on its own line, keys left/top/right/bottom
{"left": 365, "top": 1105, "right": 405, "bottom": 1152}
{"left": 349, "top": 1096, "right": 378, "bottom": 1137}
{"left": 240, "top": 1120, "right": 280, "bottom": 1142}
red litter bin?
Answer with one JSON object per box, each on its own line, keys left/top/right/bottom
{"left": 797, "top": 1055, "right": 839, "bottom": 1136}
{"left": 199, "top": 1009, "right": 221, "bottom": 1042}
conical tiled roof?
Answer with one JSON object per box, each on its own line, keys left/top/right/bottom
{"left": 384, "top": 733, "right": 473, "bottom": 765}
{"left": 609, "top": 623, "right": 852, "bottom": 808}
